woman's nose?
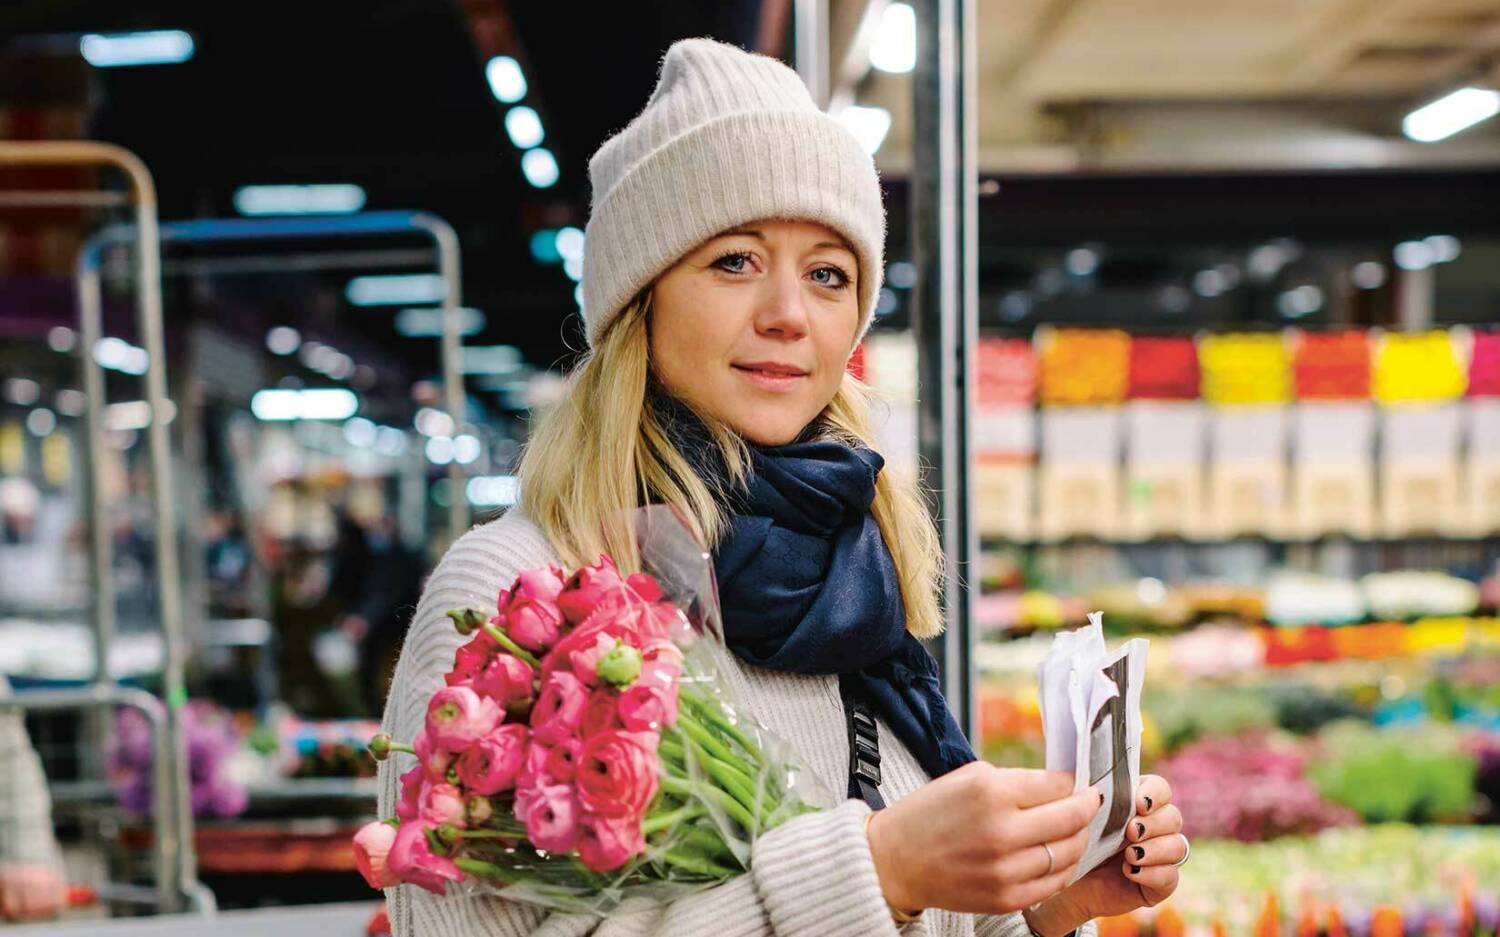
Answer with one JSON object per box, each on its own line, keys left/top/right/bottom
{"left": 753, "top": 269, "right": 811, "bottom": 339}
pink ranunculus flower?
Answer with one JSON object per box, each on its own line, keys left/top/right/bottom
{"left": 577, "top": 730, "right": 660, "bottom": 818}
{"left": 558, "top": 557, "right": 625, "bottom": 625}
{"left": 386, "top": 822, "right": 463, "bottom": 896}
{"left": 503, "top": 594, "right": 565, "bottom": 652}
{"left": 519, "top": 741, "right": 554, "bottom": 789}
{"left": 425, "top": 685, "right": 502, "bottom": 751}
{"left": 530, "top": 671, "right": 588, "bottom": 745}
{"left": 570, "top": 632, "right": 619, "bottom": 686}
{"left": 577, "top": 813, "right": 647, "bottom": 873}
{"left": 474, "top": 653, "right": 535, "bottom": 707}
{"left": 545, "top": 737, "right": 583, "bottom": 783}
{"left": 413, "top": 730, "right": 456, "bottom": 782}
{"left": 515, "top": 783, "right": 581, "bottom": 854}
{"left": 640, "top": 638, "right": 685, "bottom": 670}
{"left": 515, "top": 565, "right": 567, "bottom": 605}
{"left": 455, "top": 724, "right": 529, "bottom": 795}
{"left": 353, "top": 821, "right": 401, "bottom": 889}
{"left": 420, "top": 783, "right": 468, "bottom": 828}
{"left": 624, "top": 572, "right": 663, "bottom": 601}
{"left": 618, "top": 681, "right": 678, "bottom": 732}
{"left": 581, "top": 687, "right": 623, "bottom": 737}
{"left": 396, "top": 766, "right": 425, "bottom": 822}
{"left": 446, "top": 633, "right": 497, "bottom": 687}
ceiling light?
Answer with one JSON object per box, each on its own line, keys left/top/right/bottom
{"left": 80, "top": 30, "right": 194, "bottom": 68}
{"left": 452, "top": 434, "right": 482, "bottom": 465}
{"left": 4, "top": 378, "right": 40, "bottom": 406}
{"left": 345, "top": 273, "right": 447, "bottom": 306}
{"left": 485, "top": 56, "right": 527, "bottom": 103}
{"left": 1350, "top": 261, "right": 1386, "bottom": 290}
{"left": 521, "top": 149, "right": 559, "bottom": 189}
{"left": 1393, "top": 240, "right": 1435, "bottom": 271}
{"left": 234, "top": 184, "right": 366, "bottom": 216}
{"left": 1064, "top": 247, "right": 1099, "bottom": 277}
{"left": 94, "top": 337, "right": 149, "bottom": 375}
{"left": 425, "top": 435, "right": 455, "bottom": 465}
{"left": 869, "top": 3, "right": 916, "bottom": 74}
{"left": 505, "top": 106, "right": 545, "bottom": 149}
{"left": 1402, "top": 87, "right": 1500, "bottom": 143}
{"left": 394, "top": 307, "right": 486, "bottom": 338}
{"left": 47, "top": 327, "right": 76, "bottom": 353}
{"left": 250, "top": 388, "right": 358, "bottom": 421}
{"left": 554, "top": 227, "right": 585, "bottom": 261}
{"left": 836, "top": 105, "right": 891, "bottom": 155}
{"left": 25, "top": 409, "right": 56, "bottom": 437}
{"left": 466, "top": 475, "right": 519, "bottom": 507}
{"left": 1423, "top": 234, "right": 1461, "bottom": 263}
{"left": 265, "top": 326, "right": 301, "bottom": 356}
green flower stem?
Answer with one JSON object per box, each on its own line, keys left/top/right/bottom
{"left": 454, "top": 857, "right": 525, "bottom": 884}
{"left": 454, "top": 829, "right": 516, "bottom": 840}
{"left": 659, "top": 849, "right": 738, "bottom": 879}
{"left": 673, "top": 824, "right": 741, "bottom": 866}
{"left": 642, "top": 803, "right": 704, "bottom": 836}
{"left": 674, "top": 716, "right": 771, "bottom": 814}
{"left": 675, "top": 734, "right": 765, "bottom": 832}
{"left": 680, "top": 692, "right": 762, "bottom": 762}
{"left": 661, "top": 775, "right": 756, "bottom": 833}
{"left": 659, "top": 736, "right": 687, "bottom": 765}
{"left": 480, "top": 622, "right": 541, "bottom": 668}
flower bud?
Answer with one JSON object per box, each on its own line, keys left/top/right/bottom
{"left": 446, "top": 607, "right": 489, "bottom": 636}
{"left": 467, "top": 795, "right": 494, "bottom": 825}
{"left": 597, "top": 644, "right": 643, "bottom": 688}
{"left": 368, "top": 733, "right": 393, "bottom": 761}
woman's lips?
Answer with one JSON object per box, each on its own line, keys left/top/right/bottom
{"left": 732, "top": 364, "right": 807, "bottom": 391}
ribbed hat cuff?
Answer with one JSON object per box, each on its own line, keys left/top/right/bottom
{"left": 583, "top": 108, "right": 884, "bottom": 348}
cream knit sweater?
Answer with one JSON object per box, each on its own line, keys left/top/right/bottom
{"left": 378, "top": 509, "right": 1098, "bottom": 937}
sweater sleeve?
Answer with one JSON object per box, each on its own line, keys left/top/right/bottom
{"left": 974, "top": 913, "right": 1098, "bottom": 937}
{"left": 0, "top": 677, "right": 62, "bottom": 868}
{"left": 377, "top": 514, "right": 905, "bottom": 937}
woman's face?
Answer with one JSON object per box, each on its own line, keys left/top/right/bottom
{"left": 649, "top": 219, "right": 861, "bottom": 446}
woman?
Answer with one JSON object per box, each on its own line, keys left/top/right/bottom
{"left": 377, "top": 37, "right": 1187, "bottom": 937}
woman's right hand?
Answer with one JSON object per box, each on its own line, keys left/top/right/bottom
{"left": 865, "top": 762, "right": 1099, "bottom": 917}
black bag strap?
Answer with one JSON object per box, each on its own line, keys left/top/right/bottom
{"left": 839, "top": 678, "right": 886, "bottom": 810}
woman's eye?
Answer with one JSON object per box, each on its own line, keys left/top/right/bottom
{"left": 712, "top": 252, "right": 752, "bottom": 273}
{"left": 810, "top": 266, "right": 850, "bottom": 289}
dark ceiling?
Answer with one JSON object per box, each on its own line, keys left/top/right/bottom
{"left": 0, "top": 0, "right": 769, "bottom": 386}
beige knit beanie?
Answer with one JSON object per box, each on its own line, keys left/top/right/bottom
{"left": 581, "top": 37, "right": 887, "bottom": 348}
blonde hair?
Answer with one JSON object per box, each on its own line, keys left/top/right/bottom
{"left": 517, "top": 289, "right": 946, "bottom": 639}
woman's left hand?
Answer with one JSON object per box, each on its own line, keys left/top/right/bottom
{"left": 1026, "top": 775, "right": 1186, "bottom": 933}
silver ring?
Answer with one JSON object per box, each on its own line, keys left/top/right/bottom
{"left": 1173, "top": 833, "right": 1190, "bottom": 867}
{"left": 1042, "top": 841, "right": 1056, "bottom": 876}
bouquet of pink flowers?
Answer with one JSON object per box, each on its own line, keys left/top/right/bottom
{"left": 353, "top": 507, "right": 823, "bottom": 913}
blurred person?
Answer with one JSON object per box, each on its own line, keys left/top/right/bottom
{"left": 342, "top": 516, "right": 426, "bottom": 716}
{"left": 377, "top": 38, "right": 1187, "bottom": 937}
{"left": 0, "top": 677, "right": 66, "bottom": 922}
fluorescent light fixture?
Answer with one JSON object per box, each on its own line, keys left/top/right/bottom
{"left": 1403, "top": 87, "right": 1500, "bottom": 143}
{"left": 80, "top": 30, "right": 194, "bottom": 67}
{"left": 836, "top": 105, "right": 891, "bottom": 155}
{"left": 250, "top": 388, "right": 358, "bottom": 421}
{"left": 374, "top": 426, "right": 408, "bottom": 457}
{"left": 521, "top": 148, "right": 559, "bottom": 189}
{"left": 505, "top": 106, "right": 545, "bottom": 149}
{"left": 234, "top": 184, "right": 366, "bottom": 216}
{"left": 425, "top": 435, "right": 455, "bottom": 465}
{"left": 265, "top": 326, "right": 301, "bottom": 355}
{"left": 94, "top": 337, "right": 149, "bottom": 375}
{"left": 486, "top": 56, "right": 527, "bottom": 103}
{"left": 4, "top": 378, "right": 40, "bottom": 406}
{"left": 342, "top": 417, "right": 378, "bottom": 448}
{"left": 461, "top": 345, "right": 523, "bottom": 375}
{"left": 466, "top": 475, "right": 520, "bottom": 507}
{"left": 25, "top": 408, "right": 56, "bottom": 437}
{"left": 870, "top": 3, "right": 916, "bottom": 74}
{"left": 1394, "top": 240, "right": 1435, "bottom": 271}
{"left": 47, "top": 327, "right": 77, "bottom": 353}
{"left": 105, "top": 400, "right": 176, "bottom": 431}
{"left": 414, "top": 407, "right": 455, "bottom": 438}
{"left": 554, "top": 227, "right": 585, "bottom": 261}
{"left": 530, "top": 229, "right": 561, "bottom": 264}
{"left": 452, "top": 434, "right": 482, "bottom": 465}
{"left": 345, "top": 273, "right": 447, "bottom": 306}
{"left": 394, "top": 307, "right": 486, "bottom": 338}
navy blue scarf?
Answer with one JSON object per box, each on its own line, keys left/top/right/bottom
{"left": 650, "top": 395, "right": 976, "bottom": 785}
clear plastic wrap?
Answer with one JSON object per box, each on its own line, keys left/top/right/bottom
{"left": 358, "top": 506, "right": 829, "bottom": 915}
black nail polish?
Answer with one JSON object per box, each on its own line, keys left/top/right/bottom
{"left": 1133, "top": 846, "right": 1145, "bottom": 860}
{"left": 1136, "top": 822, "right": 1145, "bottom": 838}
{"left": 1144, "top": 796, "right": 1154, "bottom": 811}
{"left": 1098, "top": 790, "right": 1105, "bottom": 806}
{"left": 1130, "top": 865, "right": 1141, "bottom": 875}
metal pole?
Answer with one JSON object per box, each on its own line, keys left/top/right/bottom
{"left": 909, "top": 0, "right": 979, "bottom": 740}
{"left": 411, "top": 213, "right": 470, "bottom": 537}
{"left": 76, "top": 245, "right": 116, "bottom": 686}
{"left": 0, "top": 141, "right": 197, "bottom": 914}
{"left": 793, "top": 0, "right": 829, "bottom": 108}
